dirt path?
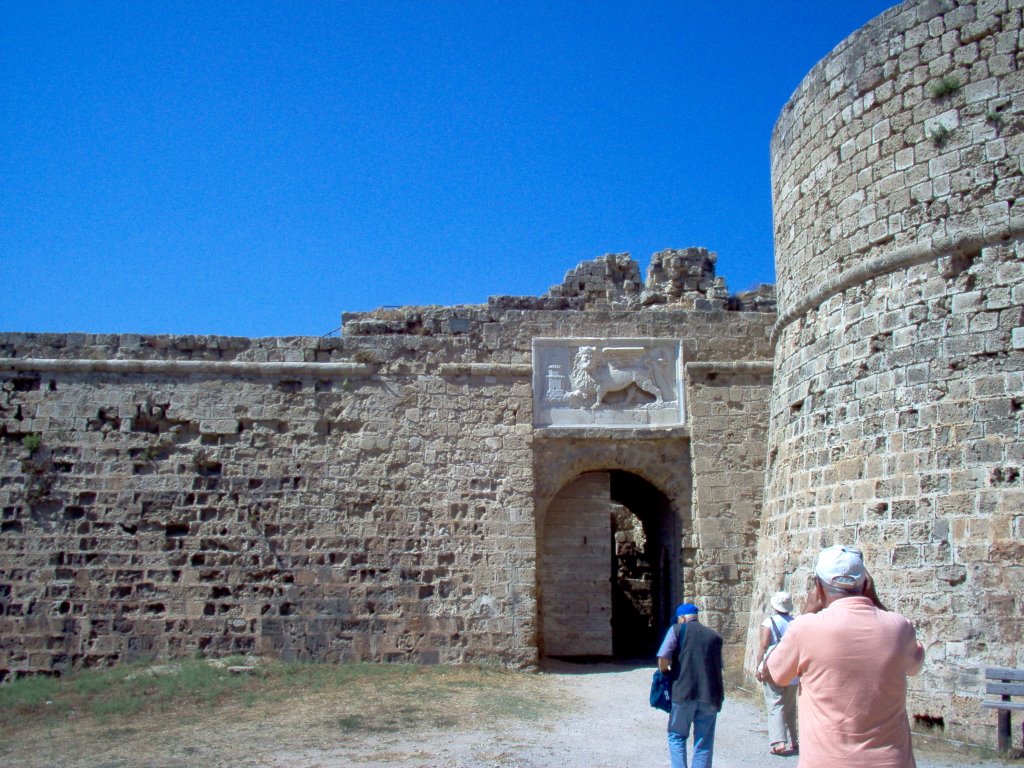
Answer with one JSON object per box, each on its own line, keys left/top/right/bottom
{"left": 254, "top": 662, "right": 1015, "bottom": 768}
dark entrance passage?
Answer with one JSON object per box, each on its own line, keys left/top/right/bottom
{"left": 610, "top": 471, "right": 675, "bottom": 659}
{"left": 539, "top": 470, "right": 677, "bottom": 661}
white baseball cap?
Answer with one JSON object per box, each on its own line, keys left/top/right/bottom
{"left": 815, "top": 545, "right": 866, "bottom": 591}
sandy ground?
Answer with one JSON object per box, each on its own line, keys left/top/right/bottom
{"left": 253, "top": 662, "right": 1017, "bottom": 768}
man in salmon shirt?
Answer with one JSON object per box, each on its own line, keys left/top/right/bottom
{"left": 763, "top": 545, "right": 925, "bottom": 767}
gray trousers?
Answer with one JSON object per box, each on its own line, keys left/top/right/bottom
{"left": 762, "top": 681, "right": 798, "bottom": 746}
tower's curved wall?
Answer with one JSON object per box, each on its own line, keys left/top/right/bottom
{"left": 752, "top": 0, "right": 1024, "bottom": 742}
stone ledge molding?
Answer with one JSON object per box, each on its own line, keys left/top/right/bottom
{"left": 438, "top": 363, "right": 532, "bottom": 377}
{"left": 0, "top": 357, "right": 376, "bottom": 378}
{"left": 533, "top": 425, "right": 690, "bottom": 440}
{"left": 771, "top": 223, "right": 1024, "bottom": 347}
{"left": 685, "top": 361, "right": 773, "bottom": 376}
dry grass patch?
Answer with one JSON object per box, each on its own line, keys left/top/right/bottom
{"left": 0, "top": 659, "right": 562, "bottom": 768}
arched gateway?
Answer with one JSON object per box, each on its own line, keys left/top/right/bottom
{"left": 531, "top": 337, "right": 694, "bottom": 661}
{"left": 531, "top": 333, "right": 773, "bottom": 672}
{"left": 538, "top": 470, "right": 677, "bottom": 660}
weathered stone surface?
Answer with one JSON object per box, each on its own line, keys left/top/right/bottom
{"left": 753, "top": 0, "right": 1024, "bottom": 747}
{"left": 0, "top": 0, "right": 1020, "bottom": 752}
{"left": 0, "top": 255, "right": 775, "bottom": 683}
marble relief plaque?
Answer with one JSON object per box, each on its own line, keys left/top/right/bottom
{"left": 532, "top": 338, "right": 684, "bottom": 427}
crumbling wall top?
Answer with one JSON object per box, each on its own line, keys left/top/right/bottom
{"left": 341, "top": 251, "right": 775, "bottom": 336}
{"left": 539, "top": 249, "right": 775, "bottom": 312}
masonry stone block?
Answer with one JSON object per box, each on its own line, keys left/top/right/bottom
{"left": 750, "top": 0, "right": 1024, "bottom": 747}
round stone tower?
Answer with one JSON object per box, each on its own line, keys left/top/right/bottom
{"left": 749, "top": 0, "right": 1024, "bottom": 743}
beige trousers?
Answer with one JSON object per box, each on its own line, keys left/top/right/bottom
{"left": 762, "top": 680, "right": 798, "bottom": 746}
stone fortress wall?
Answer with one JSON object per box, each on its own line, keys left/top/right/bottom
{"left": 1, "top": 0, "right": 1022, "bottom": 750}
{"left": 748, "top": 0, "right": 1024, "bottom": 745}
{"left": 0, "top": 249, "right": 775, "bottom": 680}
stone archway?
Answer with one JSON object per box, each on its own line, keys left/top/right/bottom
{"left": 538, "top": 470, "right": 677, "bottom": 660}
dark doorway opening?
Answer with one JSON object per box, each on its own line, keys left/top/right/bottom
{"left": 539, "top": 470, "right": 678, "bottom": 663}
{"left": 609, "top": 471, "right": 676, "bottom": 660}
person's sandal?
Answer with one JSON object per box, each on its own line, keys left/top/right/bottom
{"left": 789, "top": 741, "right": 799, "bottom": 753}
{"left": 770, "top": 743, "right": 788, "bottom": 755}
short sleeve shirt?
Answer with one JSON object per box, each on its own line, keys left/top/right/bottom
{"left": 766, "top": 596, "right": 924, "bottom": 768}
{"left": 761, "top": 612, "right": 797, "bottom": 685}
{"left": 657, "top": 624, "right": 680, "bottom": 659}
{"left": 761, "top": 612, "right": 792, "bottom": 642}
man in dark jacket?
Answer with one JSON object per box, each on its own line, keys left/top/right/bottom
{"left": 657, "top": 603, "right": 724, "bottom": 768}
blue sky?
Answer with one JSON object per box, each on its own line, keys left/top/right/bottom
{"left": 1, "top": 1, "right": 896, "bottom": 337}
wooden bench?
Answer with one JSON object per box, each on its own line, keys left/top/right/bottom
{"left": 983, "top": 667, "right": 1024, "bottom": 753}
